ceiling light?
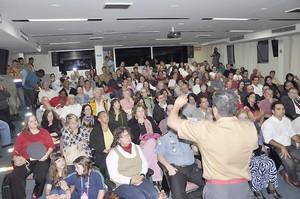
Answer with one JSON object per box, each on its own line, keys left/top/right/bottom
{"left": 213, "top": 18, "right": 251, "bottom": 21}
{"left": 228, "top": 30, "right": 254, "bottom": 33}
{"left": 178, "top": 23, "right": 184, "bottom": 26}
{"left": 202, "top": 17, "right": 258, "bottom": 21}
{"left": 49, "top": 41, "right": 81, "bottom": 45}
{"left": 29, "top": 18, "right": 88, "bottom": 22}
{"left": 104, "top": 2, "right": 132, "bottom": 9}
{"left": 89, "top": 37, "right": 103, "bottom": 40}
{"left": 196, "top": 35, "right": 210, "bottom": 37}
{"left": 155, "top": 38, "right": 181, "bottom": 41}
{"left": 285, "top": 8, "right": 300, "bottom": 13}
{"left": 171, "top": 5, "right": 179, "bottom": 8}
{"left": 51, "top": 4, "right": 60, "bottom": 7}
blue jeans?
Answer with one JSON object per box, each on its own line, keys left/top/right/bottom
{"left": 0, "top": 120, "right": 11, "bottom": 146}
{"left": 114, "top": 179, "right": 158, "bottom": 199}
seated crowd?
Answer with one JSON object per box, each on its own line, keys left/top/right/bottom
{"left": 1, "top": 57, "right": 300, "bottom": 199}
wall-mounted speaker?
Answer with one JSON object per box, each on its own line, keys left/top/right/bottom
{"left": 187, "top": 46, "right": 194, "bottom": 58}
{"left": 0, "top": 49, "right": 9, "bottom": 75}
{"left": 271, "top": 39, "right": 278, "bottom": 57}
{"left": 51, "top": 52, "right": 60, "bottom": 66}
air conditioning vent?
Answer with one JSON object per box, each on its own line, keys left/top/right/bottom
{"left": 20, "top": 30, "right": 29, "bottom": 41}
{"left": 104, "top": 3, "right": 132, "bottom": 9}
{"left": 230, "top": 35, "right": 244, "bottom": 42}
{"left": 272, "top": 25, "right": 296, "bottom": 33}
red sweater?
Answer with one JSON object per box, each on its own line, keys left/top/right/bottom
{"left": 12, "top": 128, "right": 55, "bottom": 159}
{"left": 49, "top": 96, "right": 67, "bottom": 108}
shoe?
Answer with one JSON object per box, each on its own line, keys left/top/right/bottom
{"left": 266, "top": 188, "right": 282, "bottom": 199}
{"left": 16, "top": 114, "right": 22, "bottom": 121}
{"left": 2, "top": 143, "right": 13, "bottom": 148}
{"left": 254, "top": 191, "right": 266, "bottom": 199}
{"left": 279, "top": 170, "right": 294, "bottom": 186}
{"left": 11, "top": 114, "right": 19, "bottom": 122}
{"left": 292, "top": 181, "right": 300, "bottom": 188}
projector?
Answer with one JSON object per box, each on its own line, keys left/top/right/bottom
{"left": 167, "top": 31, "right": 181, "bottom": 38}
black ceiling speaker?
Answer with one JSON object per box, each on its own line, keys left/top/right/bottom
{"left": 167, "top": 27, "right": 181, "bottom": 38}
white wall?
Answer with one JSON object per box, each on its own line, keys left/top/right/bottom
{"left": 205, "top": 34, "right": 300, "bottom": 83}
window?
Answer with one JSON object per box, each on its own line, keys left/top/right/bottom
{"left": 227, "top": 45, "right": 235, "bottom": 64}
{"left": 257, "top": 40, "right": 269, "bottom": 63}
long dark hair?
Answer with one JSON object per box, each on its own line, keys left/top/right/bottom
{"left": 108, "top": 98, "right": 124, "bottom": 115}
{"left": 48, "top": 153, "right": 67, "bottom": 187}
{"left": 245, "top": 92, "right": 259, "bottom": 112}
{"left": 73, "top": 156, "right": 93, "bottom": 177}
{"left": 41, "top": 109, "right": 61, "bottom": 128}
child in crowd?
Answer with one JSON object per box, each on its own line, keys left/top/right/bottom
{"left": 45, "top": 153, "right": 70, "bottom": 199}
{"left": 60, "top": 156, "right": 105, "bottom": 199}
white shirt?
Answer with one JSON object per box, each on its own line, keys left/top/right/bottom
{"left": 168, "top": 79, "right": 176, "bottom": 88}
{"left": 58, "top": 104, "right": 82, "bottom": 119}
{"left": 84, "top": 88, "right": 94, "bottom": 98}
{"left": 261, "top": 115, "right": 296, "bottom": 146}
{"left": 209, "top": 71, "right": 217, "bottom": 80}
{"left": 106, "top": 143, "right": 148, "bottom": 184}
{"left": 252, "top": 84, "right": 263, "bottom": 97}
{"left": 38, "top": 89, "right": 58, "bottom": 103}
{"left": 51, "top": 79, "right": 61, "bottom": 91}
{"left": 192, "top": 85, "right": 201, "bottom": 95}
{"left": 233, "top": 74, "right": 242, "bottom": 81}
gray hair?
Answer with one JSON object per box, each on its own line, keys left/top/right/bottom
{"left": 212, "top": 90, "right": 238, "bottom": 117}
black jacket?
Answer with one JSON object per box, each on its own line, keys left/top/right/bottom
{"left": 128, "top": 116, "right": 161, "bottom": 145}
{"left": 89, "top": 122, "right": 116, "bottom": 166}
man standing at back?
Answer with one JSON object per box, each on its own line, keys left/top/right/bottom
{"left": 168, "top": 90, "right": 257, "bottom": 199}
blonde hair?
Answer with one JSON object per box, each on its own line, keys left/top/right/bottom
{"left": 66, "top": 94, "right": 76, "bottom": 105}
{"left": 236, "top": 109, "right": 249, "bottom": 119}
{"left": 65, "top": 113, "right": 79, "bottom": 133}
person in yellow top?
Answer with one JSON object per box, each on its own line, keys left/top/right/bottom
{"left": 89, "top": 87, "right": 110, "bottom": 116}
{"left": 168, "top": 90, "right": 258, "bottom": 199}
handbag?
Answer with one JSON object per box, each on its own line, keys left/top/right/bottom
{"left": 63, "top": 144, "right": 87, "bottom": 165}
{"left": 139, "top": 133, "right": 161, "bottom": 141}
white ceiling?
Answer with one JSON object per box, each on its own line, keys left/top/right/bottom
{"left": 0, "top": 0, "right": 299, "bottom": 53}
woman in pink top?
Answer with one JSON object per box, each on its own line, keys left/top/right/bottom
{"left": 120, "top": 89, "right": 134, "bottom": 119}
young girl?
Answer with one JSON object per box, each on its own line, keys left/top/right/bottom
{"left": 45, "top": 153, "right": 69, "bottom": 199}
{"left": 60, "top": 156, "right": 105, "bottom": 199}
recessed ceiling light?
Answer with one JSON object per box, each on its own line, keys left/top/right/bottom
{"left": 171, "top": 5, "right": 179, "bottom": 8}
{"left": 89, "top": 37, "right": 103, "bottom": 40}
{"left": 213, "top": 18, "right": 252, "bottom": 21}
{"left": 196, "top": 34, "right": 210, "bottom": 37}
{"left": 228, "top": 30, "right": 254, "bottom": 33}
{"left": 155, "top": 38, "right": 181, "bottom": 41}
{"left": 51, "top": 4, "right": 60, "bottom": 7}
{"left": 49, "top": 41, "right": 81, "bottom": 45}
{"left": 178, "top": 23, "right": 184, "bottom": 26}
{"left": 139, "top": 26, "right": 144, "bottom": 28}
{"left": 29, "top": 18, "right": 88, "bottom": 22}
{"left": 58, "top": 28, "right": 64, "bottom": 30}
{"left": 202, "top": 17, "right": 258, "bottom": 21}
{"left": 285, "top": 8, "right": 300, "bottom": 13}
{"left": 260, "top": 8, "right": 267, "bottom": 10}
{"left": 62, "top": 39, "right": 67, "bottom": 41}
